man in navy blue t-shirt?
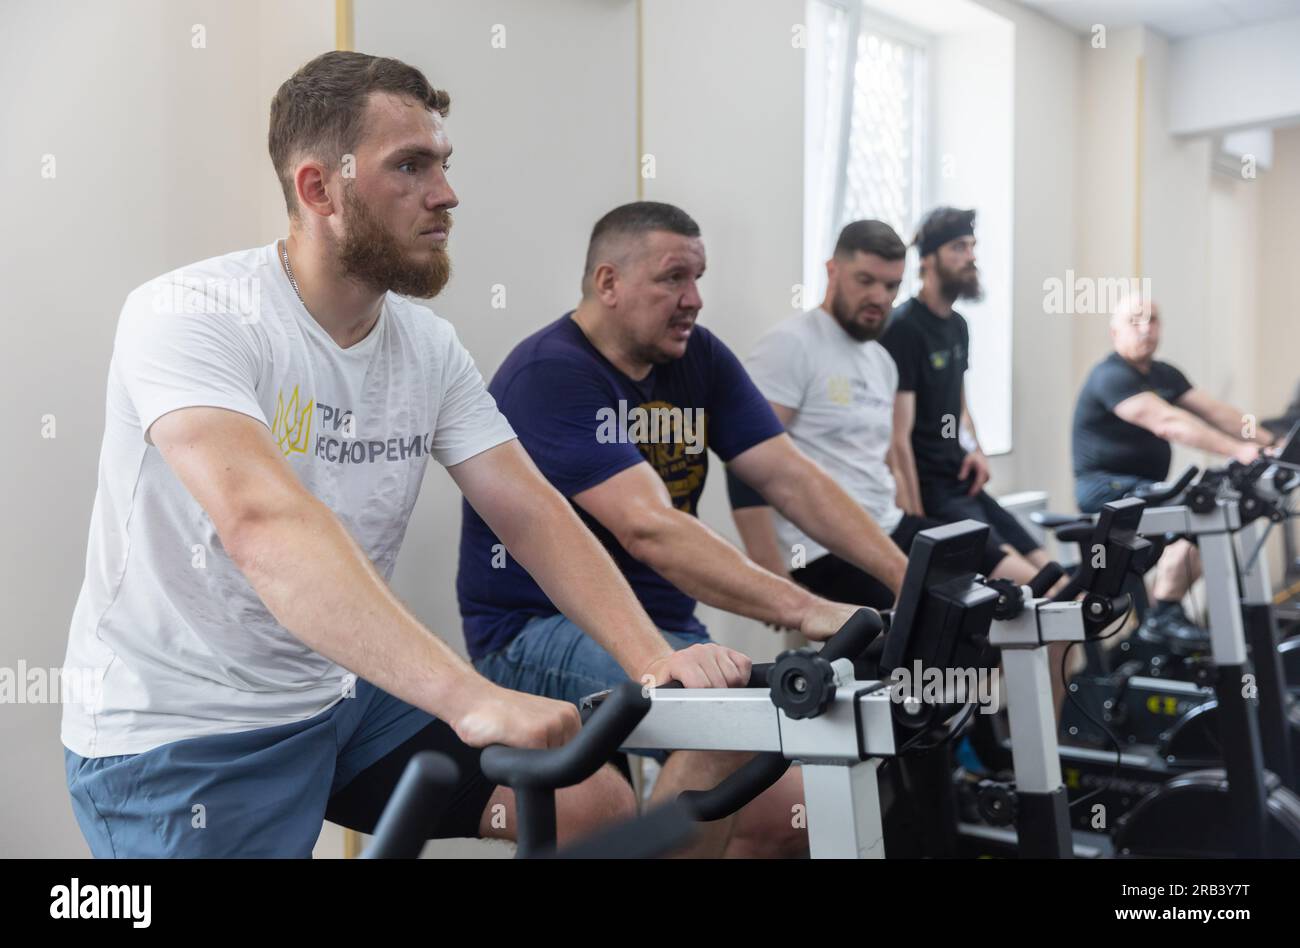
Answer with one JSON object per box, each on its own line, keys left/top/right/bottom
{"left": 457, "top": 202, "right": 908, "bottom": 857}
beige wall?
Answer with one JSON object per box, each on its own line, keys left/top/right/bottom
{"left": 965, "top": 0, "right": 1081, "bottom": 511}
{"left": 2, "top": 0, "right": 336, "bottom": 858}
{"left": 639, "top": 0, "right": 805, "bottom": 656}
{"left": 1257, "top": 127, "right": 1300, "bottom": 417}
{"left": 1071, "top": 26, "right": 1143, "bottom": 382}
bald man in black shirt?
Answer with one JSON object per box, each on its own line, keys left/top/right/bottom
{"left": 1073, "top": 295, "right": 1272, "bottom": 643}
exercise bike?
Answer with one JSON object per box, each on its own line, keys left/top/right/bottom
{"left": 364, "top": 682, "right": 701, "bottom": 858}
{"left": 1018, "top": 485, "right": 1300, "bottom": 856}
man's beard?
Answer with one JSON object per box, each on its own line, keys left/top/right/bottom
{"left": 830, "top": 287, "right": 885, "bottom": 342}
{"left": 336, "top": 184, "right": 452, "bottom": 298}
{"left": 937, "top": 259, "right": 982, "bottom": 302}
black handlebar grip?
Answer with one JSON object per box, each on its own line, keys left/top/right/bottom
{"left": 1132, "top": 464, "right": 1198, "bottom": 505}
{"left": 1028, "top": 562, "right": 1065, "bottom": 599}
{"left": 678, "top": 753, "right": 793, "bottom": 821}
{"left": 480, "top": 682, "right": 650, "bottom": 789}
{"left": 820, "top": 608, "right": 883, "bottom": 663}
{"left": 364, "top": 751, "right": 461, "bottom": 859}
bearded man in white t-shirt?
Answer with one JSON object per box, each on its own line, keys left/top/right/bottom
{"left": 727, "top": 220, "right": 1041, "bottom": 607}
{"left": 61, "top": 50, "right": 750, "bottom": 858}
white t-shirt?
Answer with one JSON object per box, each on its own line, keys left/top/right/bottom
{"left": 61, "top": 242, "right": 516, "bottom": 758}
{"left": 744, "top": 307, "right": 903, "bottom": 565}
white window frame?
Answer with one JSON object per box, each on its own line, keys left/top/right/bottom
{"left": 805, "top": 0, "right": 931, "bottom": 302}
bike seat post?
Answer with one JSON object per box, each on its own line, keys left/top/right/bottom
{"left": 515, "top": 785, "right": 559, "bottom": 858}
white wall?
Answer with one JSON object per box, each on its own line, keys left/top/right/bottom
{"left": 1167, "top": 15, "right": 1300, "bottom": 137}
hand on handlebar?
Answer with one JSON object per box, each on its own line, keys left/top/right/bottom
{"left": 452, "top": 684, "right": 581, "bottom": 750}
{"left": 1233, "top": 442, "right": 1264, "bottom": 465}
{"left": 640, "top": 642, "right": 751, "bottom": 689}
{"left": 799, "top": 599, "right": 862, "bottom": 642}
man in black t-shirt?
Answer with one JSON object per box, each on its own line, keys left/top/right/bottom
{"left": 1073, "top": 295, "right": 1271, "bottom": 642}
{"left": 882, "top": 207, "right": 1051, "bottom": 586}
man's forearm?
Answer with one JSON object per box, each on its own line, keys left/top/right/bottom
{"left": 960, "top": 408, "right": 981, "bottom": 452}
{"left": 1163, "top": 408, "right": 1248, "bottom": 456}
{"left": 733, "top": 506, "right": 792, "bottom": 576}
{"left": 230, "top": 498, "right": 489, "bottom": 726}
{"left": 768, "top": 461, "right": 908, "bottom": 594}
{"left": 491, "top": 489, "right": 673, "bottom": 677}
{"left": 629, "top": 512, "right": 818, "bottom": 629}
{"left": 892, "top": 439, "right": 924, "bottom": 514}
{"left": 1206, "top": 400, "right": 1271, "bottom": 445}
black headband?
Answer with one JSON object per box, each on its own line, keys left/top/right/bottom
{"left": 918, "top": 216, "right": 975, "bottom": 257}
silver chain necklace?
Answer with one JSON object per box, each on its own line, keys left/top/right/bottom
{"left": 279, "top": 238, "right": 303, "bottom": 302}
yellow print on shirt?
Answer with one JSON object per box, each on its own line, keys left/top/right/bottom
{"left": 827, "top": 375, "right": 852, "bottom": 406}
{"left": 272, "top": 385, "right": 315, "bottom": 457}
{"left": 632, "top": 400, "right": 708, "bottom": 514}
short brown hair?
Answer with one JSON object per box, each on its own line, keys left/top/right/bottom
{"left": 581, "top": 202, "right": 701, "bottom": 296}
{"left": 833, "top": 219, "right": 907, "bottom": 262}
{"left": 268, "top": 51, "right": 449, "bottom": 217}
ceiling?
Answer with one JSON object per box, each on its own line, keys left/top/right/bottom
{"left": 1017, "top": 0, "right": 1300, "bottom": 38}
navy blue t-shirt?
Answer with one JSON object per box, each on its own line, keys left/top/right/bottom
{"left": 457, "top": 314, "right": 785, "bottom": 660}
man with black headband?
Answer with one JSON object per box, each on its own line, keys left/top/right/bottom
{"left": 725, "top": 219, "right": 1038, "bottom": 608}
{"left": 882, "top": 207, "right": 1051, "bottom": 585}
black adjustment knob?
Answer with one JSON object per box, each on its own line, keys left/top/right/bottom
{"left": 976, "top": 779, "right": 1018, "bottom": 827}
{"left": 1187, "top": 484, "right": 1216, "bottom": 514}
{"left": 769, "top": 648, "right": 836, "bottom": 720}
{"left": 985, "top": 578, "right": 1024, "bottom": 620}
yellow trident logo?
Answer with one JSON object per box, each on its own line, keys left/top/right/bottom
{"left": 828, "top": 376, "right": 852, "bottom": 406}
{"left": 271, "top": 385, "right": 314, "bottom": 457}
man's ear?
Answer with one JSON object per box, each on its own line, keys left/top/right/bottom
{"left": 592, "top": 262, "right": 619, "bottom": 307}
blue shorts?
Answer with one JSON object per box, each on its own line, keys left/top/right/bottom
{"left": 1075, "top": 472, "right": 1158, "bottom": 514}
{"left": 64, "top": 680, "right": 494, "bottom": 858}
{"left": 473, "top": 613, "right": 708, "bottom": 756}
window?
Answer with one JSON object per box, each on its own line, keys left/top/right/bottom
{"left": 804, "top": 0, "right": 1015, "bottom": 457}
{"left": 804, "top": 1, "right": 928, "bottom": 302}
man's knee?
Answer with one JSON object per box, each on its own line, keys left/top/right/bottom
{"left": 725, "top": 768, "right": 808, "bottom": 858}
{"left": 555, "top": 764, "right": 639, "bottom": 843}
{"left": 479, "top": 763, "right": 637, "bottom": 845}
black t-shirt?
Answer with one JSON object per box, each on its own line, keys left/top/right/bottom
{"left": 880, "top": 297, "right": 970, "bottom": 485}
{"left": 1071, "top": 352, "right": 1193, "bottom": 481}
